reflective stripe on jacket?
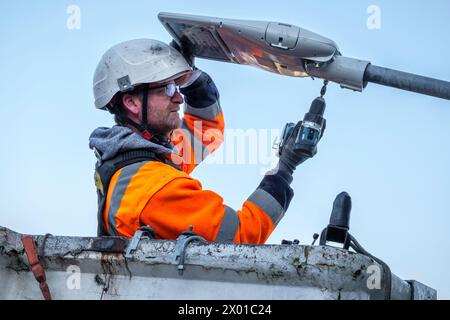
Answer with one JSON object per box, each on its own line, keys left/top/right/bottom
{"left": 103, "top": 160, "right": 291, "bottom": 243}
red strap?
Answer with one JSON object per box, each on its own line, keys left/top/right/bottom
{"left": 142, "top": 130, "right": 152, "bottom": 141}
{"left": 21, "top": 236, "right": 52, "bottom": 300}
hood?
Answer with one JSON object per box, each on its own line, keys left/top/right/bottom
{"left": 89, "top": 125, "right": 175, "bottom": 161}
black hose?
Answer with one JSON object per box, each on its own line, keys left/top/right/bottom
{"left": 349, "top": 235, "right": 392, "bottom": 300}
{"left": 364, "top": 64, "right": 450, "bottom": 100}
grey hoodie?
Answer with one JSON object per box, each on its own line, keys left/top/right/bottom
{"left": 89, "top": 125, "right": 175, "bottom": 162}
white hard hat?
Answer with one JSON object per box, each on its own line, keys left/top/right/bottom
{"left": 93, "top": 39, "right": 192, "bottom": 109}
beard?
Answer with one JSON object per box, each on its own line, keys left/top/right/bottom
{"left": 167, "top": 111, "right": 182, "bottom": 130}
{"left": 148, "top": 109, "right": 182, "bottom": 135}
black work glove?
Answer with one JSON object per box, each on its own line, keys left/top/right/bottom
{"left": 170, "top": 40, "right": 195, "bottom": 68}
{"left": 278, "top": 121, "right": 323, "bottom": 175}
{"left": 180, "top": 71, "right": 219, "bottom": 108}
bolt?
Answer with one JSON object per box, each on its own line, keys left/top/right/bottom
{"left": 312, "top": 233, "right": 319, "bottom": 246}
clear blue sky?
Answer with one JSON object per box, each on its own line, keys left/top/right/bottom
{"left": 1, "top": 0, "right": 449, "bottom": 298}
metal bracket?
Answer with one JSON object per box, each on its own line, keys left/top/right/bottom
{"left": 173, "top": 226, "right": 208, "bottom": 276}
{"left": 124, "top": 226, "right": 156, "bottom": 259}
{"left": 319, "top": 225, "right": 351, "bottom": 249}
{"left": 117, "top": 75, "right": 134, "bottom": 92}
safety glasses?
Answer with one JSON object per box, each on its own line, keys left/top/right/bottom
{"left": 148, "top": 82, "right": 180, "bottom": 97}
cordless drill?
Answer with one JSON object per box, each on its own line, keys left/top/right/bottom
{"left": 278, "top": 96, "right": 327, "bottom": 158}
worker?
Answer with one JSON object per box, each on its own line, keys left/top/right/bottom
{"left": 89, "top": 38, "right": 323, "bottom": 243}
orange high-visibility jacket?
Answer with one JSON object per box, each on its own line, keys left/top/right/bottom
{"left": 97, "top": 76, "right": 294, "bottom": 244}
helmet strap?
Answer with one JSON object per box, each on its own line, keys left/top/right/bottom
{"left": 141, "top": 87, "right": 151, "bottom": 138}
{"left": 139, "top": 88, "right": 171, "bottom": 146}
{"left": 113, "top": 88, "right": 171, "bottom": 147}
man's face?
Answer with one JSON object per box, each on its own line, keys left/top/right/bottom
{"left": 121, "top": 73, "right": 193, "bottom": 136}
{"left": 142, "top": 80, "right": 184, "bottom": 135}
